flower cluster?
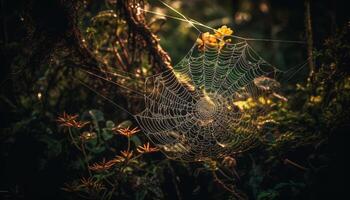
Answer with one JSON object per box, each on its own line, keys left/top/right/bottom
{"left": 215, "top": 25, "right": 234, "bottom": 38}
{"left": 89, "top": 143, "right": 159, "bottom": 172}
{"left": 196, "top": 25, "right": 234, "bottom": 50}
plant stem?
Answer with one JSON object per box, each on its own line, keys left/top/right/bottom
{"left": 127, "top": 136, "right": 131, "bottom": 152}
{"left": 81, "top": 142, "right": 92, "bottom": 176}
{"left": 68, "top": 128, "right": 82, "bottom": 151}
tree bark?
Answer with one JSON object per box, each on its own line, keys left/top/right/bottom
{"left": 305, "top": 0, "right": 314, "bottom": 80}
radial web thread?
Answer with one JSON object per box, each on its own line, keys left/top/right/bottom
{"left": 135, "top": 36, "right": 278, "bottom": 162}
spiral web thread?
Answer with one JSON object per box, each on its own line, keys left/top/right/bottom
{"left": 135, "top": 36, "right": 278, "bottom": 162}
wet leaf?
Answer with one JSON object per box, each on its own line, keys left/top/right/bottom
{"left": 117, "top": 120, "right": 133, "bottom": 128}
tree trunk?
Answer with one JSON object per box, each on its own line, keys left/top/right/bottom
{"left": 305, "top": 0, "right": 314, "bottom": 80}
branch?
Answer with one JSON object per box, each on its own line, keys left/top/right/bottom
{"left": 116, "top": 0, "right": 172, "bottom": 71}
{"left": 304, "top": 0, "right": 314, "bottom": 80}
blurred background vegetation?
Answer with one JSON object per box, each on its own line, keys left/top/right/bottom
{"left": 0, "top": 0, "right": 348, "bottom": 199}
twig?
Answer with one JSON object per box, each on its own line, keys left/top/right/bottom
{"left": 284, "top": 158, "right": 308, "bottom": 171}
{"left": 112, "top": 42, "right": 128, "bottom": 71}
{"left": 115, "top": 36, "right": 131, "bottom": 68}
{"left": 212, "top": 170, "right": 245, "bottom": 200}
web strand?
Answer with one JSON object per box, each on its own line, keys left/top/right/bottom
{"left": 135, "top": 35, "right": 275, "bottom": 161}
{"left": 75, "top": 78, "right": 135, "bottom": 116}
{"left": 142, "top": 1, "right": 306, "bottom": 45}
{"left": 80, "top": 1, "right": 310, "bottom": 162}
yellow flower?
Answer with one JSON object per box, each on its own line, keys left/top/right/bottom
{"left": 80, "top": 131, "right": 97, "bottom": 141}
{"left": 203, "top": 32, "right": 218, "bottom": 45}
{"left": 310, "top": 95, "right": 322, "bottom": 103}
{"left": 197, "top": 26, "right": 234, "bottom": 51}
{"left": 197, "top": 32, "right": 219, "bottom": 50}
{"left": 196, "top": 37, "right": 204, "bottom": 48}
{"left": 215, "top": 25, "right": 234, "bottom": 38}
{"left": 218, "top": 40, "right": 226, "bottom": 49}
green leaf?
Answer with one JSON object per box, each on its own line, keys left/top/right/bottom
{"left": 89, "top": 109, "right": 104, "bottom": 122}
{"left": 86, "top": 137, "right": 98, "bottom": 146}
{"left": 257, "top": 190, "right": 279, "bottom": 200}
{"left": 117, "top": 120, "right": 132, "bottom": 128}
{"left": 102, "top": 128, "right": 114, "bottom": 141}
{"left": 106, "top": 120, "right": 115, "bottom": 129}
{"left": 130, "top": 135, "right": 142, "bottom": 147}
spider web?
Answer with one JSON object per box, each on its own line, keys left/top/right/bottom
{"left": 135, "top": 36, "right": 279, "bottom": 162}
